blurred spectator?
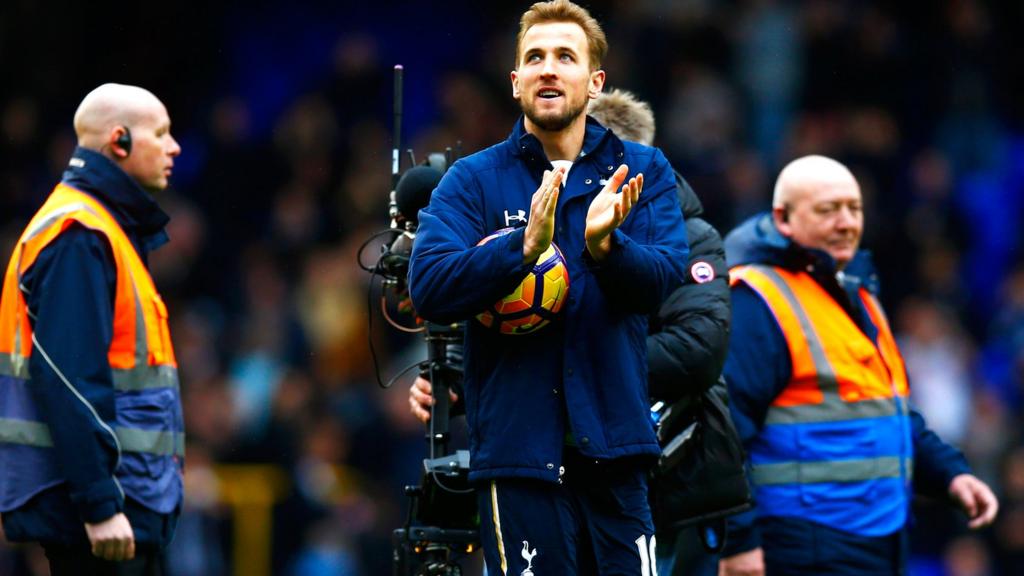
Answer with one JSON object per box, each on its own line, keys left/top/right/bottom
{"left": 898, "top": 298, "right": 974, "bottom": 446}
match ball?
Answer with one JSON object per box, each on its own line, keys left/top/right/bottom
{"left": 475, "top": 228, "right": 570, "bottom": 335}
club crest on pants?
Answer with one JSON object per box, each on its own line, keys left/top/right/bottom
{"left": 521, "top": 540, "right": 537, "bottom": 575}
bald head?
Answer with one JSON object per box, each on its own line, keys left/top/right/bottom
{"left": 73, "top": 83, "right": 163, "bottom": 150}
{"left": 771, "top": 155, "right": 863, "bottom": 269}
{"left": 772, "top": 155, "right": 858, "bottom": 208}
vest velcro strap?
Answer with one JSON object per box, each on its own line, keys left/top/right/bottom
{"left": 114, "top": 427, "right": 186, "bottom": 457}
{"left": 0, "top": 354, "right": 29, "bottom": 379}
{"left": 0, "top": 417, "right": 53, "bottom": 447}
{"left": 112, "top": 365, "right": 179, "bottom": 391}
{"left": 765, "top": 397, "right": 898, "bottom": 424}
{"left": 751, "top": 456, "right": 913, "bottom": 485}
{"left": 0, "top": 418, "right": 184, "bottom": 457}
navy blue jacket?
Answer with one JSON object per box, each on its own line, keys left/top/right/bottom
{"left": 0, "top": 147, "right": 177, "bottom": 547}
{"left": 721, "top": 213, "right": 970, "bottom": 557}
{"left": 409, "top": 117, "right": 688, "bottom": 483}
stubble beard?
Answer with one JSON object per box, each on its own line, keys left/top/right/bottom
{"left": 521, "top": 96, "right": 587, "bottom": 133}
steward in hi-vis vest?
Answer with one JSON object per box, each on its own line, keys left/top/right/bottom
{"left": 720, "top": 214, "right": 978, "bottom": 574}
{"left": 718, "top": 155, "right": 995, "bottom": 576}
{"left": 0, "top": 84, "right": 184, "bottom": 571}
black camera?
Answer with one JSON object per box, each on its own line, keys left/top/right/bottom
{"left": 392, "top": 322, "right": 478, "bottom": 576}
{"left": 359, "top": 66, "right": 479, "bottom": 575}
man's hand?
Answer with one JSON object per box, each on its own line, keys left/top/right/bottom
{"left": 949, "top": 473, "right": 999, "bottom": 529}
{"left": 719, "top": 547, "right": 765, "bottom": 576}
{"left": 523, "top": 167, "right": 565, "bottom": 263}
{"left": 84, "top": 512, "right": 135, "bottom": 561}
{"left": 585, "top": 164, "right": 642, "bottom": 261}
{"left": 409, "top": 376, "right": 459, "bottom": 424}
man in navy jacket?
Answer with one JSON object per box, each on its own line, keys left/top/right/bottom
{"left": 408, "top": 1, "right": 688, "bottom": 573}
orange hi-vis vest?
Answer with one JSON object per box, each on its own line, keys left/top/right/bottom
{"left": 729, "top": 264, "right": 913, "bottom": 536}
{"left": 0, "top": 183, "right": 184, "bottom": 514}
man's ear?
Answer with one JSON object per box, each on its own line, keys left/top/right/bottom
{"left": 511, "top": 70, "right": 520, "bottom": 99}
{"left": 588, "top": 69, "right": 605, "bottom": 99}
{"left": 772, "top": 205, "right": 793, "bottom": 237}
{"left": 110, "top": 126, "right": 131, "bottom": 159}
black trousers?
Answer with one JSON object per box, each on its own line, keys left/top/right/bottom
{"left": 42, "top": 543, "right": 164, "bottom": 576}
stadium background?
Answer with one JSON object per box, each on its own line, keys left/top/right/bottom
{"left": 1, "top": 0, "right": 1023, "bottom": 574}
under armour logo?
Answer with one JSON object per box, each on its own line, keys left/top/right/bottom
{"left": 505, "top": 209, "right": 527, "bottom": 226}
{"left": 521, "top": 541, "right": 538, "bottom": 576}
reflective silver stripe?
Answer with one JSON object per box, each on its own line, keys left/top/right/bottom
{"left": 751, "top": 456, "right": 913, "bottom": 486}
{"left": 131, "top": 276, "right": 149, "bottom": 369}
{"left": 0, "top": 355, "right": 177, "bottom": 389}
{"left": 13, "top": 320, "right": 23, "bottom": 367}
{"left": 748, "top": 266, "right": 897, "bottom": 424}
{"left": 764, "top": 397, "right": 896, "bottom": 424}
{"left": 0, "top": 418, "right": 183, "bottom": 457}
{"left": 112, "top": 365, "right": 179, "bottom": 391}
{"left": 114, "top": 427, "right": 186, "bottom": 457}
{"left": 0, "top": 417, "right": 53, "bottom": 447}
{"left": 22, "top": 202, "right": 98, "bottom": 242}
{"left": 0, "top": 354, "right": 29, "bottom": 379}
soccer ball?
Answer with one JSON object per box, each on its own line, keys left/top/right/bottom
{"left": 475, "top": 228, "right": 570, "bottom": 335}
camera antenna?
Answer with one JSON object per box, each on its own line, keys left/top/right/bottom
{"left": 389, "top": 65, "right": 403, "bottom": 226}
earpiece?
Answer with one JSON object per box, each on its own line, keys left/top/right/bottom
{"left": 115, "top": 127, "right": 132, "bottom": 157}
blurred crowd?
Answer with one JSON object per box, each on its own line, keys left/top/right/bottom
{"left": 1, "top": 0, "right": 1023, "bottom": 574}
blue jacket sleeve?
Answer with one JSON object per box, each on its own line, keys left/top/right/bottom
{"left": 722, "top": 284, "right": 791, "bottom": 556}
{"left": 588, "top": 148, "right": 688, "bottom": 313}
{"left": 409, "top": 163, "right": 536, "bottom": 323}
{"left": 910, "top": 407, "right": 971, "bottom": 500}
{"left": 23, "top": 224, "right": 125, "bottom": 523}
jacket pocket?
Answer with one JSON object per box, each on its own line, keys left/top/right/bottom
{"left": 115, "top": 389, "right": 176, "bottom": 479}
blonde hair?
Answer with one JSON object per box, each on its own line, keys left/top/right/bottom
{"left": 516, "top": 0, "right": 607, "bottom": 71}
{"left": 587, "top": 89, "right": 655, "bottom": 145}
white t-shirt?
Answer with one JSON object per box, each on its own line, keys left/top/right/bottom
{"left": 550, "top": 160, "right": 573, "bottom": 183}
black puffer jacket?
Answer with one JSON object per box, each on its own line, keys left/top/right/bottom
{"left": 647, "top": 174, "right": 730, "bottom": 402}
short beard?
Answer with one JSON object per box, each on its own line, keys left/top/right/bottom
{"left": 521, "top": 98, "right": 586, "bottom": 133}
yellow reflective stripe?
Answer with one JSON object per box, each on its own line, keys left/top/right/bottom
{"left": 751, "top": 456, "right": 913, "bottom": 486}
{"left": 112, "top": 365, "right": 179, "bottom": 391}
{"left": 0, "top": 418, "right": 184, "bottom": 457}
{"left": 0, "top": 354, "right": 29, "bottom": 379}
{"left": 0, "top": 417, "right": 53, "bottom": 447}
{"left": 491, "top": 480, "right": 507, "bottom": 575}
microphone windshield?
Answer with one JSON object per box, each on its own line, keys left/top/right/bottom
{"left": 395, "top": 166, "right": 443, "bottom": 225}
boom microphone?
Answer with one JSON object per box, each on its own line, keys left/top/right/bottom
{"left": 395, "top": 165, "right": 443, "bottom": 227}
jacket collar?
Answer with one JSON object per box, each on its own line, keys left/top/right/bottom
{"left": 508, "top": 115, "right": 623, "bottom": 171}
{"left": 61, "top": 146, "right": 170, "bottom": 251}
